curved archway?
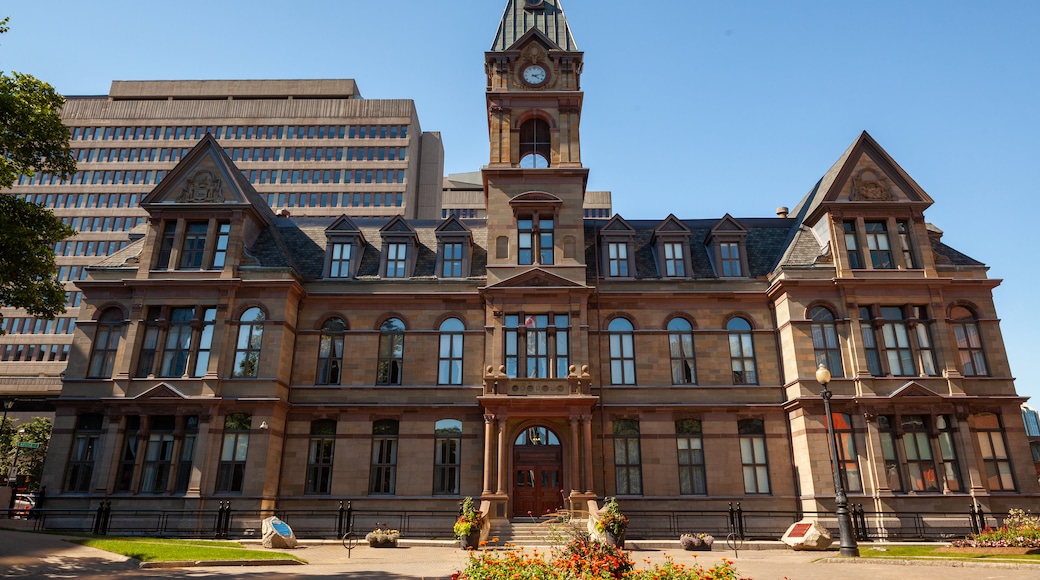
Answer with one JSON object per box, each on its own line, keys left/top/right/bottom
{"left": 512, "top": 425, "right": 563, "bottom": 517}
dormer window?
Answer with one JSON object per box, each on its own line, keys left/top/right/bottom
{"left": 435, "top": 215, "right": 473, "bottom": 278}
{"left": 519, "top": 118, "right": 551, "bottom": 168}
{"left": 154, "top": 219, "right": 232, "bottom": 270}
{"left": 323, "top": 215, "right": 365, "bottom": 279}
{"left": 599, "top": 215, "right": 637, "bottom": 278}
{"left": 650, "top": 215, "right": 692, "bottom": 279}
{"left": 378, "top": 216, "right": 418, "bottom": 279}
{"left": 705, "top": 214, "right": 749, "bottom": 278}
{"left": 841, "top": 218, "right": 917, "bottom": 270}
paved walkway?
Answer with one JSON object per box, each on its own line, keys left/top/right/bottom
{"left": 1, "top": 524, "right": 1037, "bottom": 579}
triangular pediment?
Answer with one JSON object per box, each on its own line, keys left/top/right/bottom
{"left": 131, "top": 382, "right": 190, "bottom": 401}
{"left": 601, "top": 214, "right": 635, "bottom": 233}
{"left": 379, "top": 215, "right": 417, "bottom": 236}
{"left": 710, "top": 214, "right": 747, "bottom": 234}
{"left": 792, "top": 132, "right": 934, "bottom": 223}
{"left": 485, "top": 267, "right": 587, "bottom": 289}
{"left": 888, "top": 381, "right": 943, "bottom": 400}
{"left": 435, "top": 214, "right": 472, "bottom": 234}
{"left": 327, "top": 214, "right": 361, "bottom": 233}
{"left": 140, "top": 135, "right": 273, "bottom": 225}
{"left": 652, "top": 214, "right": 690, "bottom": 237}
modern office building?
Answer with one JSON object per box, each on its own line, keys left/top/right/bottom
{"left": 1, "top": 79, "right": 445, "bottom": 413}
{"left": 34, "top": 0, "right": 1035, "bottom": 537}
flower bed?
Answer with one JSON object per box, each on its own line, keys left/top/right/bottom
{"left": 952, "top": 508, "right": 1040, "bottom": 549}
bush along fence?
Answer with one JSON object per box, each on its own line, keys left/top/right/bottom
{"left": 24, "top": 500, "right": 1007, "bottom": 541}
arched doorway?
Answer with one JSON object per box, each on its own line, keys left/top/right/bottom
{"left": 512, "top": 425, "right": 563, "bottom": 517}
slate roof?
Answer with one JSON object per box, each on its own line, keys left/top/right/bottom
{"left": 246, "top": 217, "right": 489, "bottom": 280}
{"left": 490, "top": 0, "right": 578, "bottom": 52}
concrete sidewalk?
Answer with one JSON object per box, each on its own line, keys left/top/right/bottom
{"left": 1, "top": 525, "right": 1037, "bottom": 579}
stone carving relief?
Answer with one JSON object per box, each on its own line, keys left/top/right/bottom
{"left": 851, "top": 170, "right": 892, "bottom": 201}
{"left": 179, "top": 169, "right": 225, "bottom": 203}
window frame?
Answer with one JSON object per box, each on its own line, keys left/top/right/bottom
{"left": 370, "top": 419, "right": 399, "bottom": 494}
{"left": 830, "top": 412, "right": 862, "bottom": 493}
{"left": 974, "top": 412, "right": 1016, "bottom": 491}
{"left": 376, "top": 317, "right": 406, "bottom": 385}
{"left": 738, "top": 418, "right": 770, "bottom": 494}
{"left": 215, "top": 413, "right": 251, "bottom": 493}
{"left": 901, "top": 415, "right": 940, "bottom": 493}
{"left": 306, "top": 419, "right": 336, "bottom": 495}
{"left": 951, "top": 306, "right": 989, "bottom": 377}
{"left": 608, "top": 318, "right": 636, "bottom": 385}
{"left": 87, "top": 308, "right": 125, "bottom": 378}
{"left": 675, "top": 419, "right": 707, "bottom": 495}
{"left": 518, "top": 118, "right": 551, "bottom": 168}
{"left": 231, "top": 307, "right": 265, "bottom": 378}
{"left": 809, "top": 306, "right": 843, "bottom": 378}
{"left": 667, "top": 318, "right": 697, "bottom": 385}
{"left": 316, "top": 318, "right": 346, "bottom": 385}
{"left": 437, "top": 318, "right": 465, "bottom": 385}
{"left": 433, "top": 419, "right": 462, "bottom": 495}
{"left": 864, "top": 220, "right": 895, "bottom": 269}
{"left": 65, "top": 414, "right": 103, "bottom": 492}
{"left": 727, "top": 317, "right": 758, "bottom": 385}
{"left": 613, "top": 419, "right": 643, "bottom": 495}
{"left": 504, "top": 313, "right": 569, "bottom": 379}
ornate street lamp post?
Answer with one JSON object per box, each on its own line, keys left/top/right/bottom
{"left": 816, "top": 364, "right": 859, "bottom": 557}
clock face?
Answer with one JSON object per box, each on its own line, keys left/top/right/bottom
{"left": 522, "top": 64, "right": 547, "bottom": 86}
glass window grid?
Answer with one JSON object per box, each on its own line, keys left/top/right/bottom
{"left": 232, "top": 308, "right": 265, "bottom": 378}
{"left": 503, "top": 313, "right": 569, "bottom": 379}
{"left": 377, "top": 318, "right": 405, "bottom": 385}
{"left": 975, "top": 413, "right": 1016, "bottom": 491}
{"left": 738, "top": 419, "right": 770, "bottom": 494}
{"left": 370, "top": 420, "right": 399, "bottom": 494}
{"left": 668, "top": 318, "right": 696, "bottom": 385}
{"left": 675, "top": 419, "right": 707, "bottom": 495}
{"left": 810, "top": 306, "right": 843, "bottom": 377}
{"left": 952, "top": 308, "right": 989, "bottom": 376}
{"left": 306, "top": 420, "right": 336, "bottom": 495}
{"left": 608, "top": 318, "right": 636, "bottom": 385}
{"left": 901, "top": 415, "right": 940, "bottom": 492}
{"left": 864, "top": 221, "right": 894, "bottom": 269}
{"left": 613, "top": 419, "right": 642, "bottom": 495}
{"left": 727, "top": 318, "right": 757, "bottom": 384}
{"left": 434, "top": 420, "right": 462, "bottom": 495}
{"left": 438, "top": 318, "right": 465, "bottom": 385}
{"left": 215, "top": 414, "right": 251, "bottom": 493}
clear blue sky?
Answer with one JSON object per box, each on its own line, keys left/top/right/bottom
{"left": 5, "top": 1, "right": 1040, "bottom": 404}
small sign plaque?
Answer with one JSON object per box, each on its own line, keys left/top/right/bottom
{"left": 788, "top": 523, "right": 812, "bottom": 538}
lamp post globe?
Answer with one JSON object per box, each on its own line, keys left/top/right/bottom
{"left": 816, "top": 363, "right": 859, "bottom": 557}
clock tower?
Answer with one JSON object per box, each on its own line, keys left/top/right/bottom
{"left": 483, "top": 0, "right": 588, "bottom": 286}
{"left": 480, "top": 0, "right": 599, "bottom": 521}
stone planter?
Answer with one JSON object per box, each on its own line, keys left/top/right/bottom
{"left": 604, "top": 529, "right": 626, "bottom": 549}
{"left": 682, "top": 543, "right": 712, "bottom": 551}
{"left": 368, "top": 539, "right": 398, "bottom": 548}
{"left": 458, "top": 530, "right": 481, "bottom": 550}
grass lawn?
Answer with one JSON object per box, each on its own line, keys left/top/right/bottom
{"left": 859, "top": 545, "right": 1040, "bottom": 563}
{"left": 70, "top": 537, "right": 306, "bottom": 563}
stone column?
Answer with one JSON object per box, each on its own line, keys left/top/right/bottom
{"left": 496, "top": 416, "right": 508, "bottom": 495}
{"left": 483, "top": 413, "right": 496, "bottom": 495}
{"left": 569, "top": 416, "right": 580, "bottom": 494}
{"left": 581, "top": 414, "right": 594, "bottom": 493}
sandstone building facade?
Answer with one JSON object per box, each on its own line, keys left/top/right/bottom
{"left": 37, "top": 0, "right": 1034, "bottom": 535}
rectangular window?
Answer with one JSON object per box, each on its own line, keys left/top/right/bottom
{"left": 518, "top": 216, "right": 554, "bottom": 265}
{"left": 65, "top": 414, "right": 103, "bottom": 492}
{"left": 442, "top": 242, "right": 463, "bottom": 278}
{"left": 864, "top": 221, "right": 894, "bottom": 269}
{"left": 859, "top": 307, "right": 883, "bottom": 376}
{"left": 385, "top": 243, "right": 407, "bottom": 278}
{"left": 159, "top": 308, "right": 194, "bottom": 377}
{"left": 877, "top": 415, "right": 904, "bottom": 491}
{"left": 902, "top": 415, "right": 939, "bottom": 492}
{"left": 663, "top": 242, "right": 685, "bottom": 276}
{"left": 174, "top": 416, "right": 198, "bottom": 493}
{"left": 844, "top": 221, "right": 863, "bottom": 267}
{"left": 975, "top": 413, "right": 1016, "bottom": 490}
{"left": 179, "top": 222, "right": 208, "bottom": 269}
{"left": 306, "top": 420, "right": 336, "bottom": 495}
{"left": 211, "top": 222, "right": 230, "bottom": 269}
{"left": 114, "top": 418, "right": 140, "bottom": 492}
{"left": 676, "top": 419, "right": 706, "bottom": 495}
{"left": 504, "top": 314, "right": 569, "bottom": 379}
{"left": 434, "top": 421, "right": 462, "bottom": 495}
{"left": 370, "top": 422, "right": 398, "bottom": 494}
{"left": 720, "top": 242, "right": 742, "bottom": 276}
{"left": 156, "top": 223, "right": 176, "bottom": 269}
{"left": 329, "top": 242, "right": 353, "bottom": 278}
{"left": 607, "top": 242, "right": 628, "bottom": 277}
{"left": 912, "top": 306, "right": 938, "bottom": 376}
{"left": 140, "top": 423, "right": 175, "bottom": 493}
{"left": 135, "top": 308, "right": 162, "bottom": 377}
{"left": 613, "top": 420, "right": 642, "bottom": 495}
{"left": 215, "top": 414, "right": 251, "bottom": 493}
{"left": 192, "top": 308, "right": 217, "bottom": 377}
{"left": 739, "top": 419, "right": 770, "bottom": 494}
{"left": 880, "top": 307, "right": 915, "bottom": 376}
{"left": 897, "top": 221, "right": 915, "bottom": 268}
{"left": 831, "top": 413, "right": 862, "bottom": 493}
{"left": 936, "top": 415, "right": 963, "bottom": 492}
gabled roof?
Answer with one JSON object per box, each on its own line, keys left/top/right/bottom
{"left": 379, "top": 215, "right": 418, "bottom": 237}
{"left": 490, "top": 0, "right": 578, "bottom": 52}
{"left": 790, "top": 131, "right": 933, "bottom": 225}
{"left": 707, "top": 214, "right": 748, "bottom": 236}
{"left": 140, "top": 134, "right": 275, "bottom": 226}
{"left": 485, "top": 267, "right": 587, "bottom": 290}
{"left": 600, "top": 214, "right": 636, "bottom": 234}
{"left": 435, "top": 214, "right": 472, "bottom": 236}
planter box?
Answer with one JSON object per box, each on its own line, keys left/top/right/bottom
{"left": 367, "top": 539, "right": 398, "bottom": 548}
{"left": 683, "top": 544, "right": 712, "bottom": 551}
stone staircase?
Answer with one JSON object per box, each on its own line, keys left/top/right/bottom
{"left": 489, "top": 518, "right": 588, "bottom": 547}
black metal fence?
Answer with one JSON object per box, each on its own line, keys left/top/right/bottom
{"left": 20, "top": 501, "right": 1005, "bottom": 541}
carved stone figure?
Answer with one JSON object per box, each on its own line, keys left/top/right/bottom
{"left": 852, "top": 170, "right": 891, "bottom": 201}
{"left": 179, "top": 169, "right": 225, "bottom": 203}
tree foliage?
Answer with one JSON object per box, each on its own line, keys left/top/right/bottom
{"left": 0, "top": 17, "right": 77, "bottom": 325}
{"left": 1, "top": 416, "right": 51, "bottom": 492}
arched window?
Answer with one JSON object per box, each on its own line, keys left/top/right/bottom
{"left": 316, "top": 318, "right": 346, "bottom": 385}
{"left": 434, "top": 419, "right": 462, "bottom": 495}
{"left": 370, "top": 419, "right": 399, "bottom": 494}
{"left": 809, "top": 306, "right": 843, "bottom": 377}
{"left": 519, "top": 118, "right": 550, "bottom": 168}
{"left": 438, "top": 318, "right": 464, "bottom": 385}
{"left": 613, "top": 419, "right": 642, "bottom": 495}
{"left": 951, "top": 306, "right": 988, "bottom": 376}
{"left": 232, "top": 307, "right": 265, "bottom": 377}
{"left": 87, "top": 308, "right": 124, "bottom": 378}
{"left": 727, "top": 317, "right": 757, "bottom": 384}
{"left": 667, "top": 318, "right": 696, "bottom": 385}
{"left": 515, "top": 425, "right": 560, "bottom": 446}
{"left": 377, "top": 318, "right": 405, "bottom": 385}
{"left": 306, "top": 419, "right": 336, "bottom": 494}
{"left": 608, "top": 318, "right": 635, "bottom": 385}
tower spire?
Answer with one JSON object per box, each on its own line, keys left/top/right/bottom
{"left": 490, "top": 0, "right": 578, "bottom": 52}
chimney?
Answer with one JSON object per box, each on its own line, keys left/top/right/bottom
{"left": 776, "top": 206, "right": 789, "bottom": 218}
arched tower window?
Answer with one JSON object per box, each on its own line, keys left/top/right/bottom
{"left": 519, "top": 118, "right": 551, "bottom": 168}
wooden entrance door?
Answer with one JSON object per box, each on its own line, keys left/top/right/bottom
{"left": 512, "top": 426, "right": 563, "bottom": 517}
